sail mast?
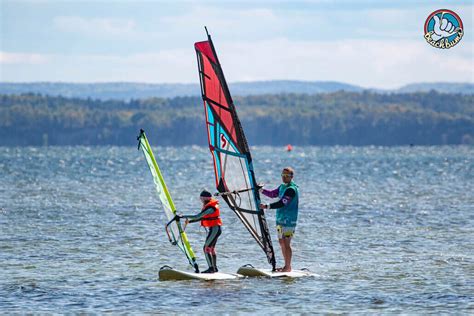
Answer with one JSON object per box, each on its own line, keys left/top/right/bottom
{"left": 195, "top": 29, "right": 276, "bottom": 270}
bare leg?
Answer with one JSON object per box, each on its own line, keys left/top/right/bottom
{"left": 278, "top": 238, "right": 287, "bottom": 271}
{"left": 282, "top": 237, "right": 292, "bottom": 272}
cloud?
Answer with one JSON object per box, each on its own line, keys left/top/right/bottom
{"left": 53, "top": 16, "right": 137, "bottom": 37}
{"left": 0, "top": 50, "right": 195, "bottom": 83}
{"left": 161, "top": 6, "right": 279, "bottom": 28}
{"left": 3, "top": 1, "right": 474, "bottom": 89}
{"left": 217, "top": 38, "right": 473, "bottom": 88}
{"left": 0, "top": 52, "right": 49, "bottom": 65}
{"left": 157, "top": 6, "right": 283, "bottom": 41}
{"left": 2, "top": 36, "right": 472, "bottom": 88}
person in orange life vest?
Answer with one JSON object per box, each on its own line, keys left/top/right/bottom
{"left": 182, "top": 190, "right": 222, "bottom": 273}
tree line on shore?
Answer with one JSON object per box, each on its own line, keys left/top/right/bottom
{"left": 0, "top": 91, "right": 472, "bottom": 146}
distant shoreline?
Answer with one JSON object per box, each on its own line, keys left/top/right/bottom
{"left": 1, "top": 91, "right": 472, "bottom": 146}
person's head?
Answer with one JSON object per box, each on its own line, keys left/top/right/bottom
{"left": 281, "top": 167, "right": 294, "bottom": 184}
{"left": 200, "top": 190, "right": 212, "bottom": 204}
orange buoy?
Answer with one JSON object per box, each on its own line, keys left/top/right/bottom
{"left": 286, "top": 144, "right": 293, "bottom": 152}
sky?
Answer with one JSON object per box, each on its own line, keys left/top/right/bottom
{"left": 0, "top": 0, "right": 473, "bottom": 89}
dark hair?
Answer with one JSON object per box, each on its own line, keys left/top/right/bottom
{"left": 200, "top": 190, "right": 212, "bottom": 197}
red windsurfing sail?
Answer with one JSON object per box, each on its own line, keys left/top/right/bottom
{"left": 195, "top": 28, "right": 276, "bottom": 270}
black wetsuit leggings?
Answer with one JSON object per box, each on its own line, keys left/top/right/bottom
{"left": 205, "top": 226, "right": 222, "bottom": 248}
{"left": 204, "top": 226, "right": 222, "bottom": 270}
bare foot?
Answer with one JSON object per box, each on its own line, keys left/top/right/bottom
{"left": 275, "top": 266, "right": 288, "bottom": 272}
{"left": 281, "top": 267, "right": 291, "bottom": 272}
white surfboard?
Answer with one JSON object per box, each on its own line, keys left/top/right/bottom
{"left": 236, "top": 265, "right": 315, "bottom": 278}
{"left": 159, "top": 266, "right": 243, "bottom": 281}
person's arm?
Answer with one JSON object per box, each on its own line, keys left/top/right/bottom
{"left": 261, "top": 187, "right": 279, "bottom": 198}
{"left": 182, "top": 207, "right": 215, "bottom": 223}
{"left": 266, "top": 188, "right": 295, "bottom": 209}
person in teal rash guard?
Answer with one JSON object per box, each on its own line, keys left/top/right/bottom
{"left": 259, "top": 167, "right": 299, "bottom": 272}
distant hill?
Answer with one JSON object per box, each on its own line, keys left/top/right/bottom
{"left": 0, "top": 81, "right": 472, "bottom": 100}
{"left": 397, "top": 82, "right": 474, "bottom": 94}
{"left": 0, "top": 82, "right": 199, "bottom": 100}
{"left": 229, "top": 80, "right": 363, "bottom": 95}
{"left": 0, "top": 81, "right": 363, "bottom": 100}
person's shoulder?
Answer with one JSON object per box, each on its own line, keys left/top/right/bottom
{"left": 284, "top": 187, "right": 296, "bottom": 195}
{"left": 290, "top": 181, "right": 299, "bottom": 189}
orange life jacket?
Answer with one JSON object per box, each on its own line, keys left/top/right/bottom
{"left": 201, "top": 199, "right": 222, "bottom": 227}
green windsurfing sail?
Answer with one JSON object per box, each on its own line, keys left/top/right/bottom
{"left": 137, "top": 129, "right": 199, "bottom": 272}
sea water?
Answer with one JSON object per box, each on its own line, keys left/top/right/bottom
{"left": 0, "top": 146, "right": 473, "bottom": 313}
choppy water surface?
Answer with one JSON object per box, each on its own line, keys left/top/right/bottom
{"left": 1, "top": 146, "right": 473, "bottom": 313}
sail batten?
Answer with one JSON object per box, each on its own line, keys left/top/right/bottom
{"left": 195, "top": 31, "right": 276, "bottom": 270}
{"left": 137, "top": 130, "right": 199, "bottom": 272}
